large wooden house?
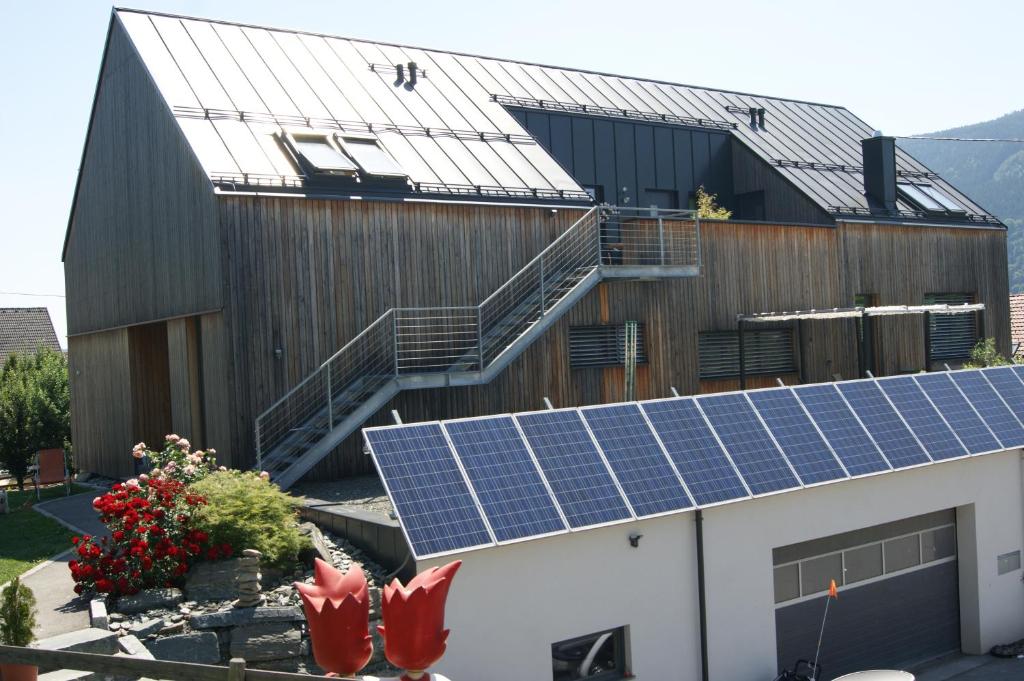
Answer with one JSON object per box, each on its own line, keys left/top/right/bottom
{"left": 65, "top": 8, "right": 1009, "bottom": 484}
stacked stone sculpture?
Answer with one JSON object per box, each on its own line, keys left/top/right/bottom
{"left": 234, "top": 549, "right": 264, "bottom": 608}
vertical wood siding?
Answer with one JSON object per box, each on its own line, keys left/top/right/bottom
{"left": 63, "top": 18, "right": 220, "bottom": 335}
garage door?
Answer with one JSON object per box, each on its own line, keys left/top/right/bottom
{"left": 774, "top": 510, "right": 959, "bottom": 680}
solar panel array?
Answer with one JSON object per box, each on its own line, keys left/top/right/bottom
{"left": 364, "top": 367, "right": 1024, "bottom": 558}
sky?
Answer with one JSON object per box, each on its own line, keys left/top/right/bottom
{"left": 1, "top": 0, "right": 1022, "bottom": 348}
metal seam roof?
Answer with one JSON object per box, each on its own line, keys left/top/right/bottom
{"left": 108, "top": 7, "right": 997, "bottom": 224}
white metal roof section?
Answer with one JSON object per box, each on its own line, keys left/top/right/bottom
{"left": 114, "top": 8, "right": 996, "bottom": 219}
{"left": 738, "top": 303, "right": 986, "bottom": 323}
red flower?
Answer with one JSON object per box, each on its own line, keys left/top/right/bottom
{"left": 295, "top": 560, "right": 373, "bottom": 676}
{"left": 378, "top": 561, "right": 462, "bottom": 673}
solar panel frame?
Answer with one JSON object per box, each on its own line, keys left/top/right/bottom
{"left": 640, "top": 397, "right": 753, "bottom": 507}
{"left": 948, "top": 369, "right": 1024, "bottom": 449}
{"left": 363, "top": 422, "right": 496, "bottom": 559}
{"left": 580, "top": 403, "right": 695, "bottom": 518}
{"left": 513, "top": 409, "right": 637, "bottom": 529}
{"left": 441, "top": 415, "right": 570, "bottom": 545}
{"left": 746, "top": 387, "right": 850, "bottom": 486}
{"left": 875, "top": 375, "right": 969, "bottom": 461}
{"left": 836, "top": 379, "right": 932, "bottom": 469}
{"left": 693, "top": 392, "right": 803, "bottom": 496}
{"left": 791, "top": 384, "right": 892, "bottom": 476}
{"left": 913, "top": 373, "right": 1003, "bottom": 455}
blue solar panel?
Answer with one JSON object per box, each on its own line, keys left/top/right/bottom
{"left": 514, "top": 410, "right": 633, "bottom": 528}
{"left": 581, "top": 404, "right": 692, "bottom": 517}
{"left": 364, "top": 424, "right": 493, "bottom": 557}
{"left": 1013, "top": 365, "right": 1024, "bottom": 385}
{"left": 982, "top": 367, "right": 1024, "bottom": 425}
{"left": 442, "top": 417, "right": 567, "bottom": 543}
{"left": 747, "top": 388, "right": 847, "bottom": 484}
{"left": 793, "top": 385, "right": 890, "bottom": 476}
{"left": 837, "top": 381, "right": 930, "bottom": 468}
{"left": 695, "top": 394, "right": 801, "bottom": 495}
{"left": 876, "top": 376, "right": 968, "bottom": 461}
{"left": 950, "top": 371, "right": 1024, "bottom": 448}
{"left": 641, "top": 399, "right": 750, "bottom": 506}
{"left": 913, "top": 373, "right": 1001, "bottom": 454}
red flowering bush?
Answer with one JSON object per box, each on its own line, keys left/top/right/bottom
{"left": 68, "top": 476, "right": 231, "bottom": 596}
{"left": 136, "top": 434, "right": 219, "bottom": 484}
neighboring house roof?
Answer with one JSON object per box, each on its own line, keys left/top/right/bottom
{"left": 1010, "top": 294, "right": 1024, "bottom": 350}
{"left": 0, "top": 308, "right": 62, "bottom": 360}
{"left": 106, "top": 8, "right": 996, "bottom": 223}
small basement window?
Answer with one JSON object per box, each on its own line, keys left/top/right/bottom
{"left": 336, "top": 133, "right": 407, "bottom": 178}
{"left": 897, "top": 182, "right": 966, "bottom": 214}
{"left": 284, "top": 131, "right": 359, "bottom": 175}
{"left": 552, "top": 627, "right": 627, "bottom": 681}
{"left": 698, "top": 329, "right": 795, "bottom": 379}
{"left": 569, "top": 324, "right": 648, "bottom": 369}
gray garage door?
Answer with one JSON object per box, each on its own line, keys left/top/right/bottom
{"left": 773, "top": 511, "right": 959, "bottom": 680}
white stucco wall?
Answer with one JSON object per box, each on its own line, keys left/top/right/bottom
{"left": 418, "top": 450, "right": 1024, "bottom": 681}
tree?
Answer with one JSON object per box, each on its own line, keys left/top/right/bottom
{"left": 0, "top": 349, "right": 71, "bottom": 491}
{"left": 695, "top": 186, "right": 732, "bottom": 220}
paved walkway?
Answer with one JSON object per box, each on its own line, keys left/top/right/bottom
{"left": 21, "top": 491, "right": 109, "bottom": 639}
{"left": 915, "top": 654, "right": 1024, "bottom": 681}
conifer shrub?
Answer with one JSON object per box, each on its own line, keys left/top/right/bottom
{"left": 190, "top": 470, "right": 309, "bottom": 566}
{"left": 0, "top": 578, "right": 37, "bottom": 647}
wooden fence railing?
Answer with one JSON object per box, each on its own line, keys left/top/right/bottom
{"left": 0, "top": 645, "right": 354, "bottom": 681}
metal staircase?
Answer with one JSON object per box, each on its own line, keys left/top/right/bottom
{"left": 255, "top": 206, "right": 702, "bottom": 489}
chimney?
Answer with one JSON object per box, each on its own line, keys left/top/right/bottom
{"left": 407, "top": 62, "right": 418, "bottom": 88}
{"left": 748, "top": 107, "right": 757, "bottom": 128}
{"left": 757, "top": 108, "right": 765, "bottom": 128}
{"left": 861, "top": 133, "right": 897, "bottom": 212}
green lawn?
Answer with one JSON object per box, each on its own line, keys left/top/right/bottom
{"left": 0, "top": 485, "right": 91, "bottom": 586}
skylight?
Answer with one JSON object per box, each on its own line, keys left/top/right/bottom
{"left": 336, "top": 134, "right": 406, "bottom": 178}
{"left": 288, "top": 132, "right": 358, "bottom": 175}
{"left": 897, "top": 182, "right": 965, "bottom": 214}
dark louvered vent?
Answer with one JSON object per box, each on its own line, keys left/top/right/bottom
{"left": 569, "top": 324, "right": 648, "bottom": 368}
{"left": 699, "top": 329, "right": 795, "bottom": 379}
{"left": 925, "top": 293, "right": 978, "bottom": 360}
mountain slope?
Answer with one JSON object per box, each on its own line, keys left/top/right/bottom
{"left": 899, "top": 109, "right": 1024, "bottom": 292}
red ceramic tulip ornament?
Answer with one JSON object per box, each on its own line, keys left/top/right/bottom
{"left": 378, "top": 561, "right": 462, "bottom": 681}
{"left": 293, "top": 559, "right": 373, "bottom": 676}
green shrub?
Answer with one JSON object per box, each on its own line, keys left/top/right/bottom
{"left": 0, "top": 577, "right": 38, "bottom": 647}
{"left": 964, "top": 337, "right": 1011, "bottom": 368}
{"left": 190, "top": 471, "right": 309, "bottom": 566}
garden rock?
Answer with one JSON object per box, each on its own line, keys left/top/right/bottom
{"left": 115, "top": 589, "right": 183, "bottom": 615}
{"left": 184, "top": 559, "right": 241, "bottom": 602}
{"left": 297, "top": 522, "right": 332, "bottom": 566}
{"left": 146, "top": 632, "right": 220, "bottom": 664}
{"left": 230, "top": 622, "right": 302, "bottom": 661}
{"left": 190, "top": 606, "right": 303, "bottom": 630}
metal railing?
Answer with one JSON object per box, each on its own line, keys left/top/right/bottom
{"left": 255, "top": 206, "right": 700, "bottom": 476}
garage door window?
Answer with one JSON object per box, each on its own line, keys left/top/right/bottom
{"left": 773, "top": 520, "right": 956, "bottom": 604}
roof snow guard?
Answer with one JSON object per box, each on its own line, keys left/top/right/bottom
{"left": 738, "top": 303, "right": 986, "bottom": 323}
{"left": 105, "top": 8, "right": 993, "bottom": 219}
{"left": 366, "top": 365, "right": 1024, "bottom": 559}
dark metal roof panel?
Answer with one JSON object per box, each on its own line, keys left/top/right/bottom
{"left": 114, "top": 8, "right": 996, "bottom": 220}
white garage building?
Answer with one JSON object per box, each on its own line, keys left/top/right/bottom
{"left": 364, "top": 367, "right": 1024, "bottom": 681}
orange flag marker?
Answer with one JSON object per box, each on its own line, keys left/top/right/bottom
{"left": 828, "top": 579, "right": 838, "bottom": 599}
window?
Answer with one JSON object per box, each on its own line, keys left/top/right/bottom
{"left": 285, "top": 132, "right": 359, "bottom": 175}
{"left": 644, "top": 188, "right": 678, "bottom": 210}
{"left": 884, "top": 534, "right": 921, "bottom": 573}
{"left": 773, "top": 563, "right": 800, "bottom": 603}
{"left": 800, "top": 553, "right": 843, "bottom": 596}
{"left": 698, "top": 329, "right": 795, "bottom": 379}
{"left": 569, "top": 324, "right": 648, "bottom": 369}
{"left": 552, "top": 627, "right": 627, "bottom": 681}
{"left": 898, "top": 182, "right": 966, "bottom": 214}
{"left": 583, "top": 185, "right": 605, "bottom": 202}
{"left": 921, "top": 526, "right": 956, "bottom": 562}
{"left": 336, "top": 134, "right": 407, "bottom": 178}
{"left": 843, "top": 543, "right": 883, "bottom": 584}
{"left": 924, "top": 293, "right": 978, "bottom": 360}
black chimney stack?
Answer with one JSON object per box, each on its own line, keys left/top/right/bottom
{"left": 862, "top": 134, "right": 897, "bottom": 212}
{"left": 748, "top": 107, "right": 757, "bottom": 128}
{"left": 407, "top": 62, "right": 418, "bottom": 88}
{"left": 757, "top": 108, "right": 765, "bottom": 128}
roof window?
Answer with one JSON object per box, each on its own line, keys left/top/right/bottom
{"left": 897, "top": 182, "right": 966, "bottom": 214}
{"left": 285, "top": 131, "right": 358, "bottom": 175}
{"left": 336, "top": 133, "right": 407, "bottom": 179}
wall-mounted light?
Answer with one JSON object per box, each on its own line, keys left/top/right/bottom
{"left": 629, "top": 532, "right": 643, "bottom": 548}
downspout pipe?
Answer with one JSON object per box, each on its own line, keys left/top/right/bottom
{"left": 696, "top": 510, "right": 709, "bottom": 681}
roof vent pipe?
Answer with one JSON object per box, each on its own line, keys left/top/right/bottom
{"left": 394, "top": 63, "right": 405, "bottom": 86}
{"left": 407, "top": 62, "right": 418, "bottom": 88}
{"left": 757, "top": 108, "right": 765, "bottom": 128}
{"left": 748, "top": 107, "right": 758, "bottom": 128}
{"left": 862, "top": 135, "right": 898, "bottom": 212}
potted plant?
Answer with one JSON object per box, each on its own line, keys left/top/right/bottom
{"left": 0, "top": 577, "right": 39, "bottom": 681}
